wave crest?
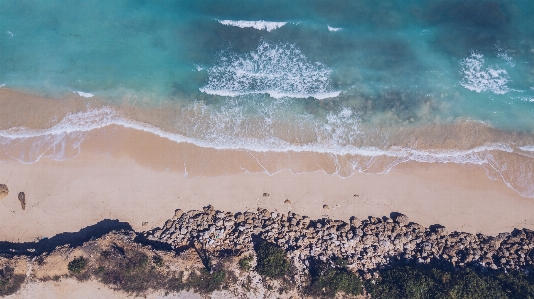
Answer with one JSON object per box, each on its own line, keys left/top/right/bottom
{"left": 199, "top": 41, "right": 340, "bottom": 100}
{"left": 217, "top": 20, "right": 287, "bottom": 32}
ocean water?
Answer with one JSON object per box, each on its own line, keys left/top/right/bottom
{"left": 1, "top": 0, "right": 534, "bottom": 195}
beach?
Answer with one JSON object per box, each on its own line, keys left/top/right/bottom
{"left": 1, "top": 122, "right": 532, "bottom": 243}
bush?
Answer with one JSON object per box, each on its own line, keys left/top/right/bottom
{"left": 167, "top": 269, "right": 227, "bottom": 294}
{"left": 68, "top": 257, "right": 88, "bottom": 274}
{"left": 153, "top": 255, "right": 164, "bottom": 267}
{"left": 0, "top": 266, "right": 25, "bottom": 296}
{"left": 96, "top": 249, "right": 165, "bottom": 294}
{"left": 254, "top": 239, "right": 290, "bottom": 278}
{"left": 306, "top": 261, "right": 363, "bottom": 297}
{"left": 238, "top": 256, "right": 253, "bottom": 271}
{"left": 365, "top": 265, "right": 534, "bottom": 299}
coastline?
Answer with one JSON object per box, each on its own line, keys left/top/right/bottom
{"left": 1, "top": 88, "right": 534, "bottom": 242}
{"left": 1, "top": 125, "right": 533, "bottom": 242}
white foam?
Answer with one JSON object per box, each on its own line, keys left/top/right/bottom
{"left": 0, "top": 84, "right": 5, "bottom": 87}
{"left": 459, "top": 52, "right": 510, "bottom": 95}
{"left": 217, "top": 20, "right": 286, "bottom": 32}
{"left": 327, "top": 25, "right": 341, "bottom": 32}
{"left": 6, "top": 31, "right": 14, "bottom": 37}
{"left": 0, "top": 106, "right": 521, "bottom": 162}
{"left": 74, "top": 91, "right": 94, "bottom": 98}
{"left": 199, "top": 41, "right": 340, "bottom": 100}
{"left": 194, "top": 64, "right": 204, "bottom": 71}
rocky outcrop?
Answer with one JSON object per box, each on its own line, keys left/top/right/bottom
{"left": 0, "top": 184, "right": 8, "bottom": 199}
{"left": 145, "top": 206, "right": 534, "bottom": 276}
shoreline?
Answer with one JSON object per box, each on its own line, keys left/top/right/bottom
{"left": 0, "top": 135, "right": 532, "bottom": 242}
{"left": 1, "top": 88, "right": 534, "bottom": 199}
{"left": 0, "top": 87, "right": 534, "bottom": 242}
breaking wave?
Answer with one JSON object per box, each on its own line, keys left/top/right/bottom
{"left": 217, "top": 20, "right": 287, "bottom": 31}
{"left": 199, "top": 41, "right": 340, "bottom": 100}
{"left": 459, "top": 52, "right": 510, "bottom": 95}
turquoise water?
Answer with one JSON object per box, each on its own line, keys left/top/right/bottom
{"left": 1, "top": 0, "right": 534, "bottom": 131}
{"left": 2, "top": 0, "right": 534, "bottom": 196}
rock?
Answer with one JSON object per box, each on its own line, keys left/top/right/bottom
{"left": 284, "top": 199, "right": 291, "bottom": 204}
{"left": 323, "top": 205, "right": 330, "bottom": 210}
{"left": 350, "top": 217, "right": 362, "bottom": 228}
{"left": 203, "top": 205, "right": 215, "bottom": 215}
{"left": 393, "top": 213, "right": 409, "bottom": 225}
{"left": 18, "top": 192, "right": 26, "bottom": 210}
{"left": 263, "top": 193, "right": 270, "bottom": 197}
{"left": 0, "top": 184, "right": 8, "bottom": 199}
{"left": 173, "top": 209, "right": 184, "bottom": 220}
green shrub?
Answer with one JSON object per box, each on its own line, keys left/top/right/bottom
{"left": 238, "top": 256, "right": 253, "bottom": 271}
{"left": 254, "top": 239, "right": 290, "bottom": 278}
{"left": 152, "top": 255, "right": 164, "bottom": 267}
{"left": 168, "top": 269, "right": 227, "bottom": 294}
{"left": 365, "top": 265, "right": 534, "bottom": 299}
{"left": 96, "top": 249, "right": 165, "bottom": 294}
{"left": 306, "top": 261, "right": 363, "bottom": 297}
{"left": 68, "top": 256, "right": 88, "bottom": 274}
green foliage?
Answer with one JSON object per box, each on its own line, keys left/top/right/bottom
{"left": 333, "top": 258, "right": 349, "bottom": 268}
{"left": 238, "top": 256, "right": 253, "bottom": 271}
{"left": 254, "top": 239, "right": 290, "bottom": 278}
{"left": 306, "top": 261, "right": 363, "bottom": 298}
{"left": 166, "top": 269, "right": 227, "bottom": 294}
{"left": 365, "top": 265, "right": 534, "bottom": 299}
{"left": 68, "top": 256, "right": 88, "bottom": 274}
{"left": 0, "top": 266, "right": 25, "bottom": 296}
{"left": 152, "top": 255, "right": 164, "bottom": 267}
{"left": 95, "top": 249, "right": 164, "bottom": 294}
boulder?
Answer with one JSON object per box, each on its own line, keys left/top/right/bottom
{"left": 0, "top": 184, "right": 8, "bottom": 199}
{"left": 394, "top": 213, "right": 409, "bottom": 225}
{"left": 18, "top": 192, "right": 26, "bottom": 210}
{"left": 350, "top": 217, "right": 362, "bottom": 228}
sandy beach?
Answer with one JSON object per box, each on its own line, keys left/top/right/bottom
{"left": 1, "top": 123, "right": 533, "bottom": 243}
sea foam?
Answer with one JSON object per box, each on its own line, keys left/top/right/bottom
{"left": 217, "top": 20, "right": 286, "bottom": 32}
{"left": 459, "top": 52, "right": 510, "bottom": 95}
{"left": 74, "top": 91, "right": 94, "bottom": 98}
{"left": 199, "top": 41, "right": 340, "bottom": 100}
{"left": 327, "top": 25, "right": 341, "bottom": 32}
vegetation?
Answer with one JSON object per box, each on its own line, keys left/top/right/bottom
{"left": 306, "top": 260, "right": 363, "bottom": 298}
{"left": 94, "top": 248, "right": 165, "bottom": 294}
{"left": 152, "top": 255, "right": 164, "bottom": 267}
{"left": 166, "top": 269, "right": 227, "bottom": 294}
{"left": 365, "top": 264, "right": 534, "bottom": 299}
{"left": 253, "top": 239, "right": 290, "bottom": 278}
{"left": 238, "top": 256, "right": 253, "bottom": 271}
{"left": 0, "top": 266, "right": 25, "bottom": 296}
{"left": 67, "top": 256, "right": 88, "bottom": 274}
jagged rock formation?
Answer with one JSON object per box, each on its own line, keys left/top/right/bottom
{"left": 0, "top": 184, "right": 8, "bottom": 199}
{"left": 145, "top": 206, "right": 534, "bottom": 276}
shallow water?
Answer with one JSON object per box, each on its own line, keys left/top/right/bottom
{"left": 1, "top": 0, "right": 534, "bottom": 196}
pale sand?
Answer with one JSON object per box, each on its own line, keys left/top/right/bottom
{"left": 1, "top": 125, "right": 533, "bottom": 243}
{"left": 6, "top": 278, "right": 200, "bottom": 299}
